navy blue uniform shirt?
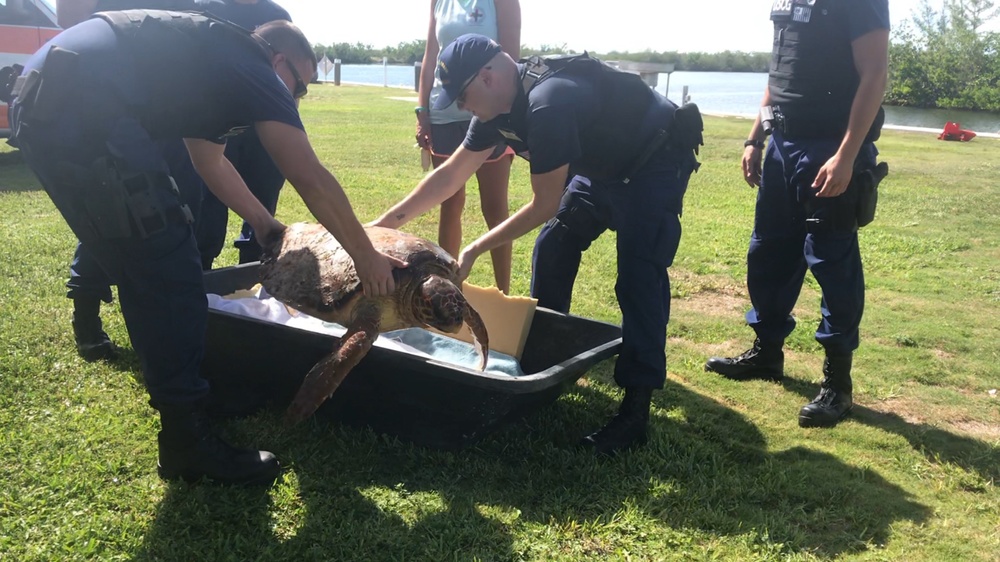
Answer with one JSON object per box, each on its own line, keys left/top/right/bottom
{"left": 21, "top": 16, "right": 302, "bottom": 143}
{"left": 463, "top": 64, "right": 673, "bottom": 178}
{"left": 841, "top": 0, "right": 890, "bottom": 40}
{"left": 464, "top": 66, "right": 604, "bottom": 176}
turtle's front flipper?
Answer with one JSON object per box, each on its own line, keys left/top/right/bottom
{"left": 285, "top": 304, "right": 381, "bottom": 425}
{"left": 463, "top": 302, "right": 490, "bottom": 371}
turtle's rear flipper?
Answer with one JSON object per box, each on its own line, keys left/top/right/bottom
{"left": 285, "top": 306, "right": 380, "bottom": 425}
{"left": 463, "top": 303, "right": 490, "bottom": 371}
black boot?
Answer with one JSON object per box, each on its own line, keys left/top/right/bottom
{"left": 72, "top": 297, "right": 116, "bottom": 362}
{"left": 156, "top": 403, "right": 281, "bottom": 486}
{"left": 579, "top": 387, "right": 652, "bottom": 456}
{"left": 705, "top": 338, "right": 783, "bottom": 381}
{"left": 798, "top": 354, "right": 853, "bottom": 428}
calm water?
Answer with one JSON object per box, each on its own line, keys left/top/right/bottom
{"left": 325, "top": 65, "right": 1000, "bottom": 134}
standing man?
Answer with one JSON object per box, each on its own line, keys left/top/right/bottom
{"left": 704, "top": 0, "right": 889, "bottom": 428}
{"left": 371, "top": 34, "right": 702, "bottom": 456}
{"left": 5, "top": 12, "right": 403, "bottom": 484}
{"left": 195, "top": 0, "right": 293, "bottom": 270}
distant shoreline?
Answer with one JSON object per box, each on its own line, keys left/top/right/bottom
{"left": 366, "top": 85, "right": 1000, "bottom": 138}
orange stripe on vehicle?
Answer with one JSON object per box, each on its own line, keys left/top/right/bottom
{"left": 0, "top": 26, "right": 51, "bottom": 54}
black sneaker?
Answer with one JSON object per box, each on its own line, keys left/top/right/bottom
{"left": 799, "top": 384, "right": 853, "bottom": 428}
{"left": 705, "top": 339, "right": 783, "bottom": 382}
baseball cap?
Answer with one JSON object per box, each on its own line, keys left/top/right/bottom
{"left": 434, "top": 33, "right": 503, "bottom": 110}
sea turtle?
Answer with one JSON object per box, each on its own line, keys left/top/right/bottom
{"left": 259, "top": 222, "right": 490, "bottom": 424}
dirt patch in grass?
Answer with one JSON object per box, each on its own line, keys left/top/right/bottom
{"left": 675, "top": 283, "right": 748, "bottom": 319}
{"left": 931, "top": 348, "right": 955, "bottom": 360}
{"left": 870, "top": 396, "right": 1000, "bottom": 441}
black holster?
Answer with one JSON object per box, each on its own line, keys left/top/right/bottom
{"left": 670, "top": 102, "right": 705, "bottom": 156}
{"left": 855, "top": 161, "right": 888, "bottom": 227}
{"left": 804, "top": 160, "right": 889, "bottom": 233}
{"left": 62, "top": 158, "right": 193, "bottom": 241}
{"left": 544, "top": 188, "right": 607, "bottom": 249}
{"left": 622, "top": 103, "right": 703, "bottom": 184}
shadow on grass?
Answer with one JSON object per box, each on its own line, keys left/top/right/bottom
{"left": 0, "top": 149, "right": 23, "bottom": 167}
{"left": 132, "top": 370, "right": 931, "bottom": 560}
{"left": 782, "top": 375, "right": 1000, "bottom": 485}
{"left": 134, "top": 478, "right": 276, "bottom": 560}
{"left": 0, "top": 149, "right": 44, "bottom": 193}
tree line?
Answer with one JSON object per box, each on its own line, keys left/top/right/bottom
{"left": 313, "top": 0, "right": 1000, "bottom": 112}
{"left": 887, "top": 0, "right": 1000, "bottom": 111}
{"left": 311, "top": 42, "right": 770, "bottom": 73}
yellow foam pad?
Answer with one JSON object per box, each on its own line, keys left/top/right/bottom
{"left": 430, "top": 283, "right": 537, "bottom": 360}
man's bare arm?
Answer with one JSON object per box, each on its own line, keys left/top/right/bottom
{"left": 371, "top": 145, "right": 491, "bottom": 228}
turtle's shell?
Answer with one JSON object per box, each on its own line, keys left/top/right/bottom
{"left": 259, "top": 223, "right": 459, "bottom": 329}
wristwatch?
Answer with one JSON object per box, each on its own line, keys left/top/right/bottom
{"left": 744, "top": 139, "right": 765, "bottom": 149}
{"left": 415, "top": 106, "right": 429, "bottom": 116}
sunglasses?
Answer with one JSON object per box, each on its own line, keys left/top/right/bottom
{"left": 282, "top": 57, "right": 308, "bottom": 100}
{"left": 455, "top": 69, "right": 481, "bottom": 108}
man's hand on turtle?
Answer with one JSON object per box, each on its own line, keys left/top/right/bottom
{"left": 355, "top": 250, "right": 407, "bottom": 297}
{"left": 256, "top": 218, "right": 287, "bottom": 254}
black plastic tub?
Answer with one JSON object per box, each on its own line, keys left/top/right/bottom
{"left": 201, "top": 263, "right": 623, "bottom": 449}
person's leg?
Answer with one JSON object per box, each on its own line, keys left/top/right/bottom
{"left": 194, "top": 189, "right": 230, "bottom": 270}
{"left": 16, "top": 113, "right": 279, "bottom": 485}
{"left": 530, "top": 176, "right": 608, "bottom": 313}
{"left": 807, "top": 232, "right": 865, "bottom": 356}
{"left": 798, "top": 189, "right": 867, "bottom": 427}
{"left": 429, "top": 121, "right": 473, "bottom": 258}
{"left": 438, "top": 168, "right": 467, "bottom": 257}
{"left": 581, "top": 152, "right": 693, "bottom": 456}
{"left": 66, "top": 242, "right": 117, "bottom": 360}
{"left": 474, "top": 153, "right": 512, "bottom": 293}
{"left": 706, "top": 136, "right": 807, "bottom": 380}
{"left": 231, "top": 131, "right": 285, "bottom": 263}
{"left": 109, "top": 213, "right": 279, "bottom": 484}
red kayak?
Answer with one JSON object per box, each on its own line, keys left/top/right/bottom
{"left": 938, "top": 121, "right": 977, "bottom": 141}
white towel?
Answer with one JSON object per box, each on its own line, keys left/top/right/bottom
{"left": 206, "top": 289, "right": 524, "bottom": 377}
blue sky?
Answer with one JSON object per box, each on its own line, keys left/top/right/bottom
{"left": 277, "top": 0, "right": 938, "bottom": 53}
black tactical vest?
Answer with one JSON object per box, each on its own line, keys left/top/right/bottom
{"left": 768, "top": 0, "right": 857, "bottom": 125}
{"left": 95, "top": 9, "right": 271, "bottom": 140}
{"left": 516, "top": 54, "right": 675, "bottom": 182}
{"left": 95, "top": 0, "right": 198, "bottom": 11}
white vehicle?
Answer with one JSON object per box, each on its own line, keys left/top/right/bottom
{"left": 1, "top": 0, "right": 59, "bottom": 137}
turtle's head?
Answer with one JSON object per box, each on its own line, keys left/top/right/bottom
{"left": 414, "top": 275, "right": 465, "bottom": 333}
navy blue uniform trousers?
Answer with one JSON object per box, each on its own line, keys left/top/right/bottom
{"left": 14, "top": 106, "right": 211, "bottom": 407}
{"left": 531, "top": 151, "right": 695, "bottom": 389}
{"left": 746, "top": 130, "right": 878, "bottom": 355}
{"left": 66, "top": 139, "right": 202, "bottom": 303}
{"left": 195, "top": 129, "right": 284, "bottom": 268}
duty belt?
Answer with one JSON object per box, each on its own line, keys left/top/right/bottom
{"left": 761, "top": 105, "right": 884, "bottom": 143}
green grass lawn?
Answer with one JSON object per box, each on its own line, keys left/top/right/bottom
{"left": 1, "top": 84, "right": 997, "bottom": 561}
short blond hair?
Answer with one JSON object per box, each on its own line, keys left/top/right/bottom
{"left": 256, "top": 20, "right": 317, "bottom": 73}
